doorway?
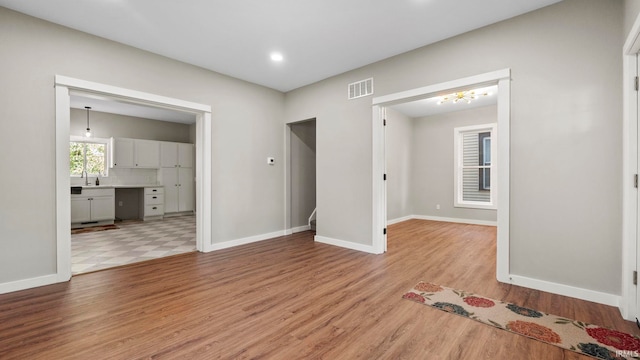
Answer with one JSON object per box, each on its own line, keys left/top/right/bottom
{"left": 55, "top": 76, "right": 212, "bottom": 283}
{"left": 371, "top": 69, "right": 511, "bottom": 282}
{"left": 286, "top": 119, "right": 317, "bottom": 233}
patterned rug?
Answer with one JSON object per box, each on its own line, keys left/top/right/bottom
{"left": 403, "top": 282, "right": 640, "bottom": 360}
{"left": 71, "top": 224, "right": 118, "bottom": 235}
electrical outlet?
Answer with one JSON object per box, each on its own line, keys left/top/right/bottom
{"left": 118, "top": 201, "right": 123, "bottom": 207}
{"left": 436, "top": 204, "right": 440, "bottom": 210}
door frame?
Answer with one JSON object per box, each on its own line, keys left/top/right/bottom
{"left": 621, "top": 13, "right": 640, "bottom": 321}
{"left": 55, "top": 75, "right": 212, "bottom": 282}
{"left": 371, "top": 69, "right": 511, "bottom": 282}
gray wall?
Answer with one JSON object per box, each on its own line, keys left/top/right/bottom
{"left": 290, "top": 120, "right": 316, "bottom": 228}
{"left": 411, "top": 106, "right": 497, "bottom": 222}
{"left": 0, "top": 7, "right": 285, "bottom": 284}
{"left": 285, "top": 0, "right": 623, "bottom": 295}
{"left": 624, "top": 0, "right": 640, "bottom": 36}
{"left": 385, "top": 108, "right": 413, "bottom": 221}
{"left": 70, "top": 109, "right": 192, "bottom": 143}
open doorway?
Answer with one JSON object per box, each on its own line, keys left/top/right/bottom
{"left": 287, "top": 119, "right": 317, "bottom": 233}
{"left": 371, "top": 69, "right": 511, "bottom": 282}
{"left": 55, "top": 76, "right": 212, "bottom": 283}
{"left": 68, "top": 95, "right": 198, "bottom": 274}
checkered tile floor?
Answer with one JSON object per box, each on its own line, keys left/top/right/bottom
{"left": 71, "top": 215, "right": 196, "bottom": 275}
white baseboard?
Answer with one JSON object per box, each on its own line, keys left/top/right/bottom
{"left": 387, "top": 215, "right": 413, "bottom": 225}
{"left": 0, "top": 273, "right": 66, "bottom": 295}
{"left": 314, "top": 235, "right": 379, "bottom": 254}
{"left": 507, "top": 274, "right": 620, "bottom": 307}
{"left": 205, "top": 230, "right": 286, "bottom": 252}
{"left": 290, "top": 225, "right": 311, "bottom": 234}
{"left": 389, "top": 214, "right": 497, "bottom": 227}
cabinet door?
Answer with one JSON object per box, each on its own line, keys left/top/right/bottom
{"left": 161, "top": 168, "right": 179, "bottom": 213}
{"left": 178, "top": 167, "right": 194, "bottom": 212}
{"left": 111, "top": 138, "right": 134, "bottom": 168}
{"left": 135, "top": 140, "right": 160, "bottom": 168}
{"left": 178, "top": 143, "right": 194, "bottom": 168}
{"left": 71, "top": 197, "right": 91, "bottom": 223}
{"left": 90, "top": 196, "right": 115, "bottom": 221}
{"left": 160, "top": 142, "right": 178, "bottom": 168}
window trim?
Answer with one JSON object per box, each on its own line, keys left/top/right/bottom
{"left": 453, "top": 123, "right": 497, "bottom": 210}
{"left": 69, "top": 136, "right": 110, "bottom": 177}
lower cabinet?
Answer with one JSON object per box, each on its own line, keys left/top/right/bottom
{"left": 71, "top": 188, "right": 115, "bottom": 227}
{"left": 161, "top": 168, "right": 194, "bottom": 213}
{"left": 143, "top": 187, "right": 164, "bottom": 219}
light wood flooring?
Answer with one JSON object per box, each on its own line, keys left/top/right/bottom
{"left": 0, "top": 219, "right": 637, "bottom": 359}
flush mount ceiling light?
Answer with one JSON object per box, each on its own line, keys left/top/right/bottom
{"left": 437, "top": 89, "right": 492, "bottom": 105}
{"left": 270, "top": 52, "right": 284, "bottom": 62}
{"left": 85, "top": 106, "right": 92, "bottom": 137}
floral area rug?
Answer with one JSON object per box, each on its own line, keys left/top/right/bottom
{"left": 403, "top": 282, "right": 640, "bottom": 360}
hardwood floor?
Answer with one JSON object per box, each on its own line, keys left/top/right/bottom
{"left": 0, "top": 219, "right": 637, "bottom": 359}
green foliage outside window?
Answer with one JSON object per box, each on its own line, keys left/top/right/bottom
{"left": 70, "top": 141, "right": 106, "bottom": 176}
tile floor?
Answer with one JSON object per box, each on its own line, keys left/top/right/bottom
{"left": 71, "top": 215, "right": 196, "bottom": 274}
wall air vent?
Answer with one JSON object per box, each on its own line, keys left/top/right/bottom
{"left": 348, "top": 78, "right": 374, "bottom": 100}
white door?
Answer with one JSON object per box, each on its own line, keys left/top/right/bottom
{"left": 636, "top": 53, "right": 640, "bottom": 323}
{"left": 70, "top": 197, "right": 91, "bottom": 223}
{"left": 135, "top": 139, "right": 159, "bottom": 168}
{"left": 162, "top": 168, "right": 179, "bottom": 213}
{"left": 111, "top": 138, "right": 134, "bottom": 168}
{"left": 178, "top": 167, "right": 195, "bottom": 212}
{"left": 160, "top": 142, "right": 178, "bottom": 168}
{"left": 178, "top": 143, "right": 194, "bottom": 168}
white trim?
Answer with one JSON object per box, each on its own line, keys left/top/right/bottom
{"left": 372, "top": 69, "right": 511, "bottom": 282}
{"left": 290, "top": 225, "right": 311, "bottom": 233}
{"left": 411, "top": 215, "right": 497, "bottom": 227}
{"left": 621, "top": 11, "right": 640, "bottom": 321}
{"left": 208, "top": 230, "right": 286, "bottom": 251}
{"left": 509, "top": 275, "right": 621, "bottom": 308}
{"left": 0, "top": 274, "right": 65, "bottom": 294}
{"left": 32, "top": 75, "right": 213, "bottom": 294}
{"left": 386, "top": 215, "right": 413, "bottom": 225}
{"left": 315, "top": 235, "right": 378, "bottom": 254}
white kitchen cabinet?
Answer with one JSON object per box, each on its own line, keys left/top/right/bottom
{"left": 161, "top": 167, "right": 194, "bottom": 213}
{"left": 71, "top": 188, "right": 115, "bottom": 227}
{"left": 160, "top": 142, "right": 194, "bottom": 168}
{"left": 110, "top": 138, "right": 160, "bottom": 168}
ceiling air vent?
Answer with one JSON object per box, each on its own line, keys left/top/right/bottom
{"left": 348, "top": 78, "right": 373, "bottom": 100}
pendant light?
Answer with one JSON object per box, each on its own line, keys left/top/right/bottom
{"left": 85, "top": 106, "right": 92, "bottom": 137}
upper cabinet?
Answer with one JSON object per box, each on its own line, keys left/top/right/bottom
{"left": 160, "top": 142, "right": 194, "bottom": 168}
{"left": 110, "top": 138, "right": 160, "bottom": 168}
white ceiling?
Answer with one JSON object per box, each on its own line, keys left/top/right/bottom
{"left": 390, "top": 85, "right": 498, "bottom": 118}
{"left": 0, "top": 0, "right": 561, "bottom": 93}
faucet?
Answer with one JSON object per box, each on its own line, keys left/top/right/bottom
{"left": 82, "top": 170, "right": 89, "bottom": 186}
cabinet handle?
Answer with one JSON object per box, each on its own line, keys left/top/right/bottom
{"left": 152, "top": 207, "right": 157, "bottom": 210}
{"left": 152, "top": 196, "right": 157, "bottom": 199}
{"left": 152, "top": 189, "right": 157, "bottom": 192}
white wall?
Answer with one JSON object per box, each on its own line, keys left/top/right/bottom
{"left": 385, "top": 108, "right": 413, "bottom": 221}
{"left": 411, "top": 106, "right": 498, "bottom": 222}
{"left": 624, "top": 0, "right": 640, "bottom": 35}
{"left": 285, "top": 0, "right": 623, "bottom": 295}
{"left": 0, "top": 7, "right": 285, "bottom": 284}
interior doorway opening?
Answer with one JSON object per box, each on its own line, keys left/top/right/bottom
{"left": 55, "top": 76, "right": 212, "bottom": 283}
{"left": 286, "top": 118, "right": 317, "bottom": 234}
{"left": 371, "top": 69, "right": 511, "bottom": 282}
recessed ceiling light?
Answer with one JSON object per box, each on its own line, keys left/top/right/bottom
{"left": 270, "top": 52, "right": 284, "bottom": 62}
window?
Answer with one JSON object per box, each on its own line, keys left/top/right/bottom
{"left": 454, "top": 124, "right": 496, "bottom": 209}
{"left": 70, "top": 137, "right": 109, "bottom": 176}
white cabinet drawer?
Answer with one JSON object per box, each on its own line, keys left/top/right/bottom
{"left": 145, "top": 193, "right": 164, "bottom": 205}
{"left": 144, "top": 187, "right": 164, "bottom": 195}
{"left": 145, "top": 204, "right": 164, "bottom": 217}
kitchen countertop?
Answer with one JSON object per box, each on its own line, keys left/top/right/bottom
{"left": 76, "top": 184, "right": 164, "bottom": 189}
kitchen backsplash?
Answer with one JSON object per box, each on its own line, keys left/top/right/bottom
{"left": 70, "top": 168, "right": 159, "bottom": 186}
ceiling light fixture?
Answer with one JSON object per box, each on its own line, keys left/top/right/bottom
{"left": 270, "top": 52, "right": 284, "bottom": 62}
{"left": 85, "top": 106, "right": 92, "bottom": 137}
{"left": 437, "top": 89, "right": 492, "bottom": 105}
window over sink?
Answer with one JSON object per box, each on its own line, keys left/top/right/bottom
{"left": 70, "top": 136, "right": 109, "bottom": 177}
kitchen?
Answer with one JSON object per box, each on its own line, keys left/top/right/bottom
{"left": 69, "top": 98, "right": 197, "bottom": 274}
